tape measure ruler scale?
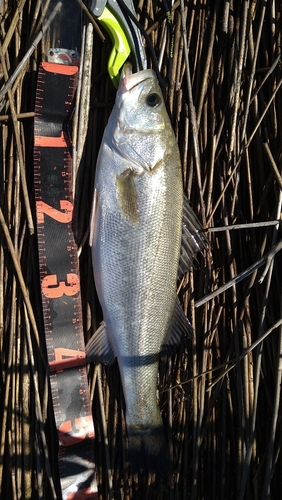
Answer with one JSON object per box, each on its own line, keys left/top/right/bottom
{"left": 34, "top": 58, "right": 98, "bottom": 499}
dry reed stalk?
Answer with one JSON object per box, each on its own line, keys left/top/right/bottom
{"left": 1, "top": 0, "right": 282, "bottom": 499}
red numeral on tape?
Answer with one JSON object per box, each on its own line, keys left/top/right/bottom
{"left": 42, "top": 273, "right": 80, "bottom": 298}
{"left": 66, "top": 487, "right": 98, "bottom": 500}
{"left": 58, "top": 416, "right": 95, "bottom": 446}
{"left": 49, "top": 348, "right": 86, "bottom": 372}
{"left": 54, "top": 347, "right": 84, "bottom": 360}
{"left": 66, "top": 488, "right": 98, "bottom": 500}
{"left": 34, "top": 132, "right": 68, "bottom": 148}
{"left": 36, "top": 200, "right": 73, "bottom": 224}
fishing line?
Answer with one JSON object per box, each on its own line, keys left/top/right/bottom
{"left": 162, "top": 0, "right": 175, "bottom": 82}
{"left": 117, "top": 0, "right": 169, "bottom": 87}
{"left": 115, "top": 0, "right": 144, "bottom": 71}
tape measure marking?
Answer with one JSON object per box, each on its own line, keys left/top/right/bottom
{"left": 34, "top": 61, "right": 97, "bottom": 500}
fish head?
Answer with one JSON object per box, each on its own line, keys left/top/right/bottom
{"left": 112, "top": 64, "right": 175, "bottom": 172}
{"left": 117, "top": 64, "right": 167, "bottom": 133}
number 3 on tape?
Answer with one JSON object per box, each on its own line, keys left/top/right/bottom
{"left": 42, "top": 273, "right": 80, "bottom": 298}
{"left": 34, "top": 61, "right": 98, "bottom": 499}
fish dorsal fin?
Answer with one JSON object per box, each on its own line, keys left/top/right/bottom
{"left": 161, "top": 296, "right": 192, "bottom": 358}
{"left": 89, "top": 188, "right": 98, "bottom": 247}
{"left": 179, "top": 196, "right": 208, "bottom": 275}
{"left": 86, "top": 322, "right": 116, "bottom": 365}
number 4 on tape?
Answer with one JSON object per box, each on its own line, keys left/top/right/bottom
{"left": 34, "top": 61, "right": 98, "bottom": 499}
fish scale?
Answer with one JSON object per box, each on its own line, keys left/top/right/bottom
{"left": 87, "top": 65, "right": 207, "bottom": 475}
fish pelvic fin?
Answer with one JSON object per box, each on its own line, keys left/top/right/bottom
{"left": 161, "top": 295, "right": 192, "bottom": 358}
{"left": 179, "top": 196, "right": 209, "bottom": 275}
{"left": 85, "top": 322, "right": 116, "bottom": 365}
{"left": 127, "top": 424, "right": 169, "bottom": 478}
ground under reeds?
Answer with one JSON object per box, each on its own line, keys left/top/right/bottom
{"left": 1, "top": 1, "right": 282, "bottom": 499}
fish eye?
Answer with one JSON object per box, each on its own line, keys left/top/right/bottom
{"left": 146, "top": 93, "right": 161, "bottom": 108}
{"left": 49, "top": 50, "right": 54, "bottom": 56}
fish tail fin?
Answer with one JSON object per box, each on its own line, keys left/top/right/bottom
{"left": 127, "top": 425, "right": 169, "bottom": 478}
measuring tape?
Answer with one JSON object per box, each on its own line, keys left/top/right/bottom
{"left": 34, "top": 60, "right": 98, "bottom": 499}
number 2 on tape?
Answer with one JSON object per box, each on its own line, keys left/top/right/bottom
{"left": 36, "top": 199, "right": 73, "bottom": 224}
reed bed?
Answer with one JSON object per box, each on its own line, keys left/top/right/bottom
{"left": 1, "top": 0, "right": 282, "bottom": 498}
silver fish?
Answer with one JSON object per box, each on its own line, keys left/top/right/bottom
{"left": 87, "top": 64, "right": 206, "bottom": 475}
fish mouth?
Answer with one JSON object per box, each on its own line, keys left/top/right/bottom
{"left": 120, "top": 62, "right": 155, "bottom": 91}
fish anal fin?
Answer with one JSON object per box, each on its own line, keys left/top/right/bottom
{"left": 86, "top": 321, "right": 116, "bottom": 365}
{"left": 116, "top": 168, "right": 140, "bottom": 226}
{"left": 161, "top": 296, "right": 192, "bottom": 358}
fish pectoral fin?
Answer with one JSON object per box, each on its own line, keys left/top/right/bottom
{"left": 161, "top": 296, "right": 192, "bottom": 358}
{"left": 89, "top": 188, "right": 98, "bottom": 247}
{"left": 86, "top": 321, "right": 116, "bottom": 365}
{"left": 116, "top": 169, "right": 140, "bottom": 225}
{"left": 179, "top": 196, "right": 209, "bottom": 275}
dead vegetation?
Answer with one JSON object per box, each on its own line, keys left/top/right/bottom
{"left": 0, "top": 0, "right": 282, "bottom": 499}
